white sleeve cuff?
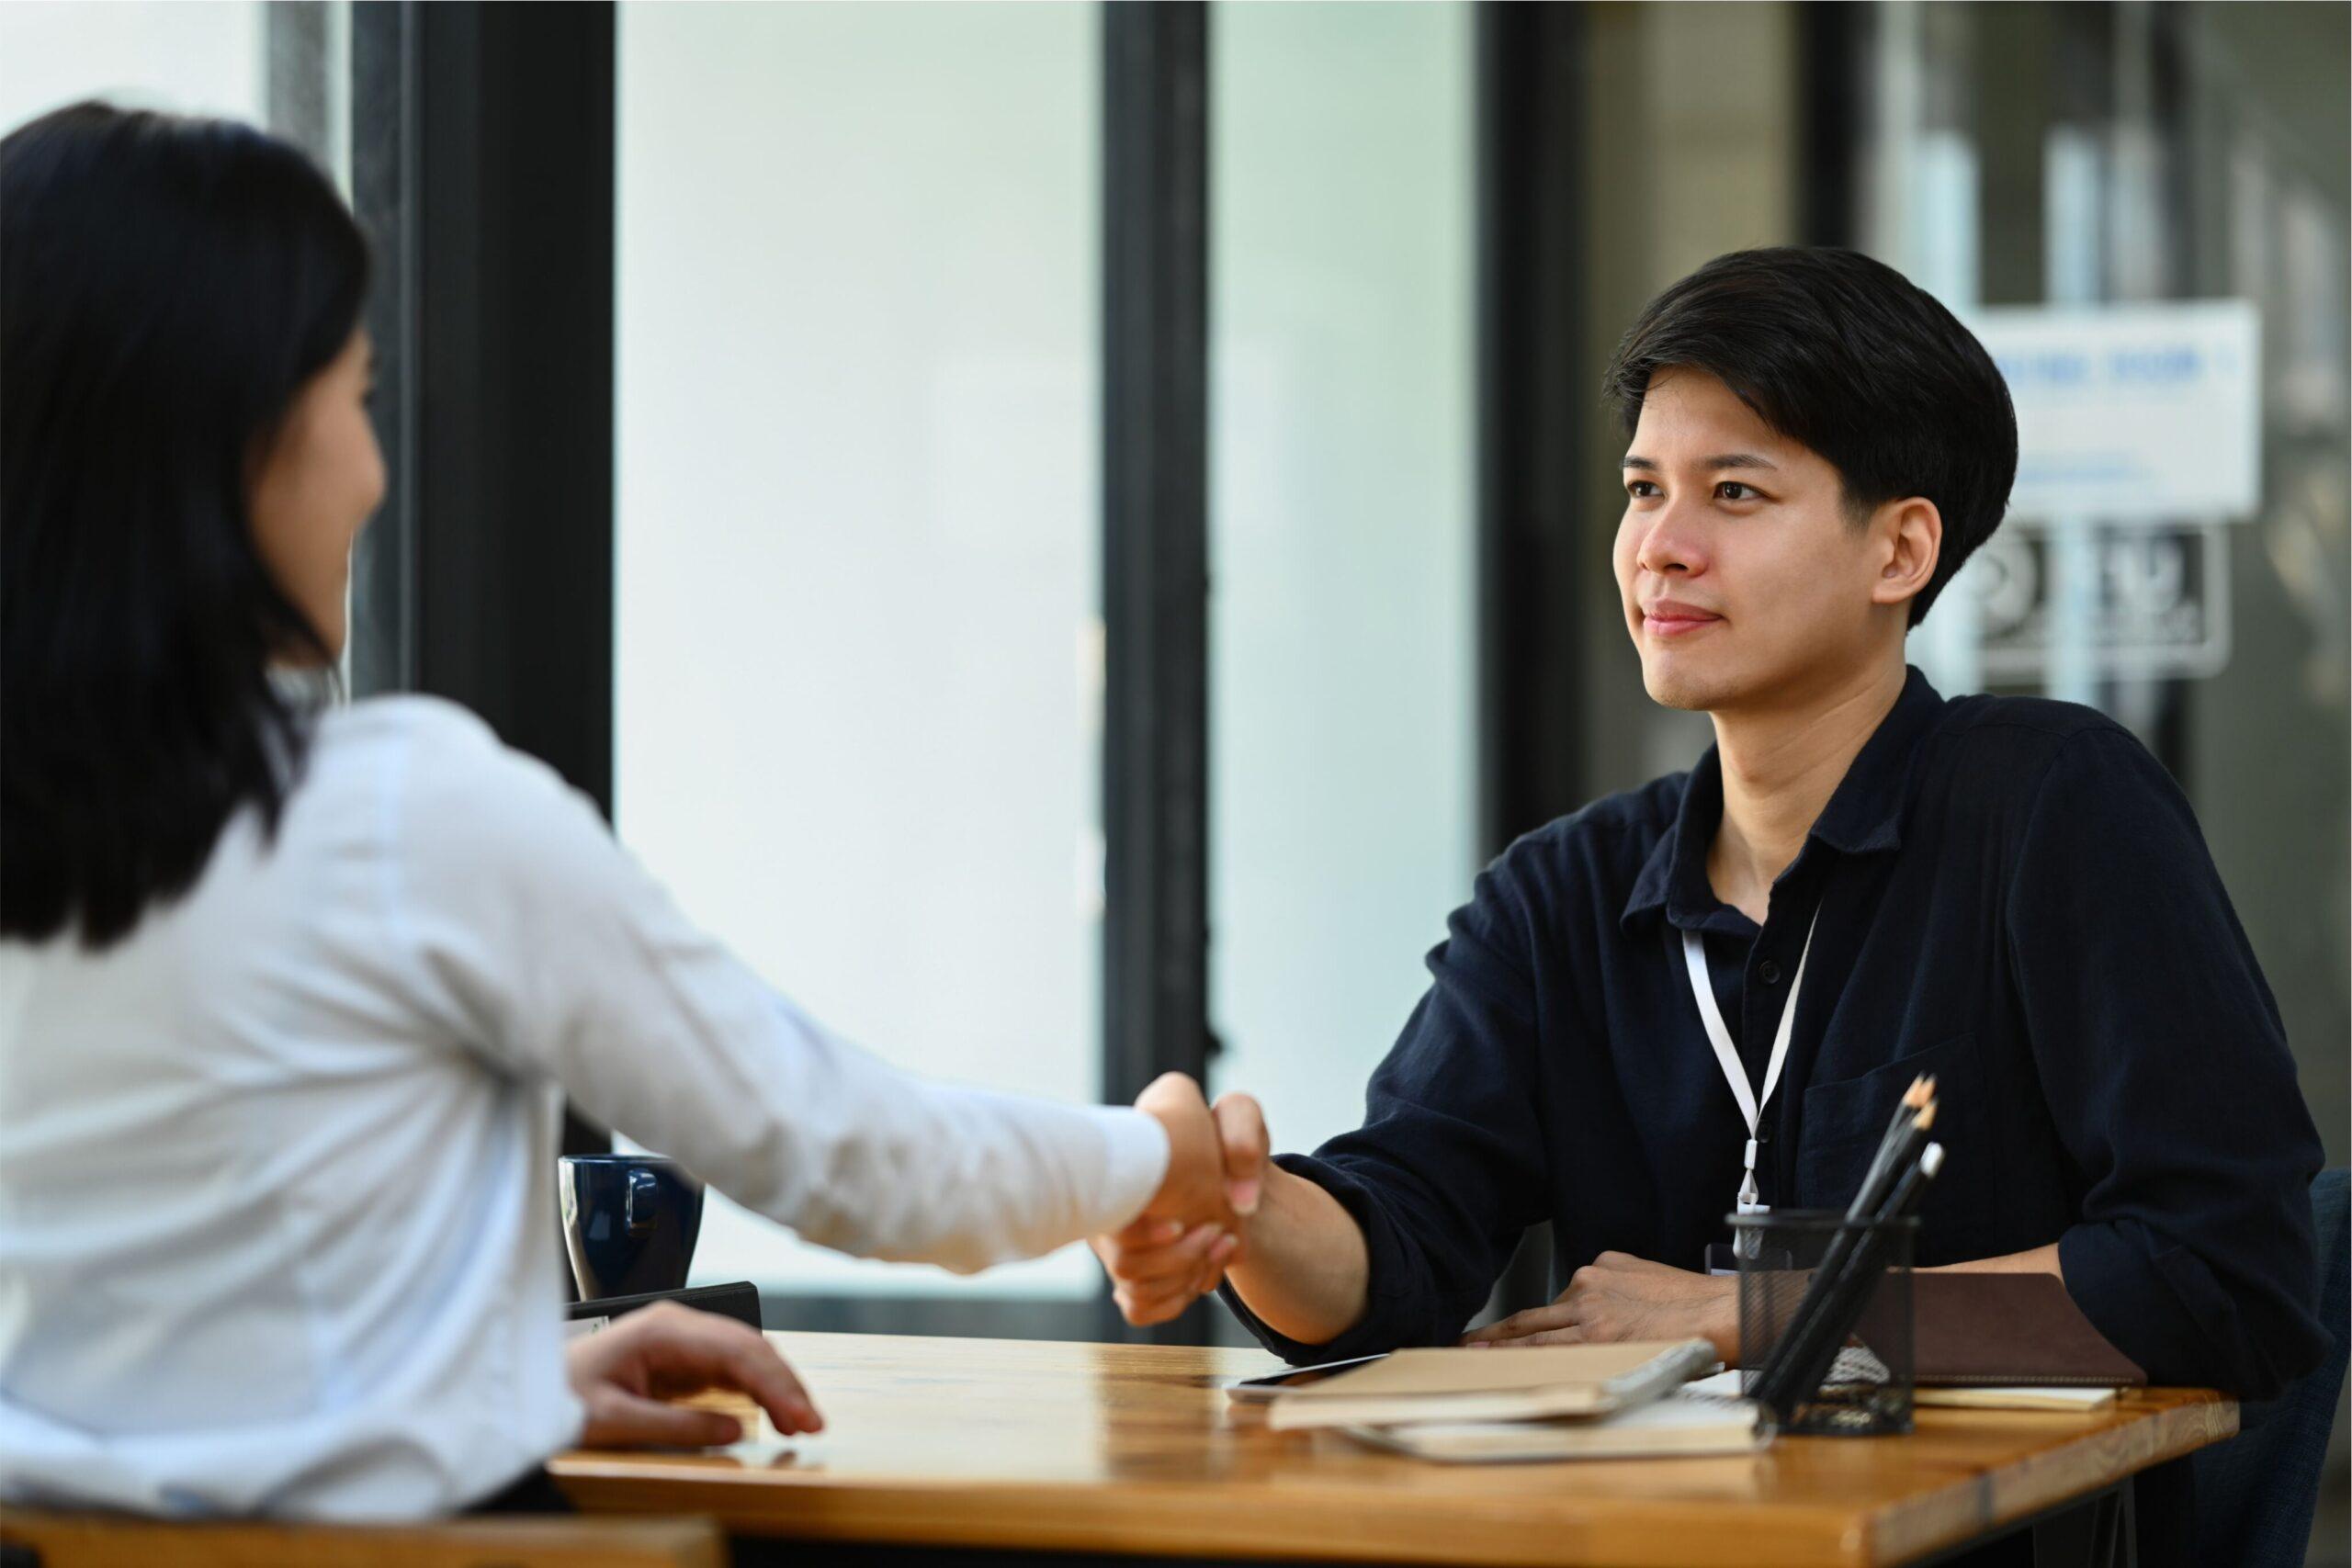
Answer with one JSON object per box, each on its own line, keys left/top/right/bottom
{"left": 1092, "top": 1106, "right": 1170, "bottom": 1235}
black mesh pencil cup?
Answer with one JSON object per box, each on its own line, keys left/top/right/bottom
{"left": 1730, "top": 1209, "right": 1918, "bottom": 1437}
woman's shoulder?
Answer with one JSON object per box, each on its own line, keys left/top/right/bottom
{"left": 311, "top": 695, "right": 579, "bottom": 833}
{"left": 319, "top": 692, "right": 501, "bottom": 755}
{"left": 317, "top": 695, "right": 542, "bottom": 790}
{"left": 313, "top": 694, "right": 610, "bottom": 879}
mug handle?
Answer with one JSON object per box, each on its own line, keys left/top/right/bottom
{"left": 626, "top": 1168, "right": 661, "bottom": 1235}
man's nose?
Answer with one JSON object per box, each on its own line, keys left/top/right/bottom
{"left": 1634, "top": 507, "right": 1704, "bottom": 578}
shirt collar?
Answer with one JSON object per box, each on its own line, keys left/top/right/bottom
{"left": 1622, "top": 665, "right": 1946, "bottom": 935}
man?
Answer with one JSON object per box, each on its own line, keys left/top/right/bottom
{"left": 1092, "top": 247, "right": 2325, "bottom": 1559}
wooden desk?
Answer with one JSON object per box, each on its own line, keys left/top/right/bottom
{"left": 548, "top": 1332, "right": 2233, "bottom": 1568}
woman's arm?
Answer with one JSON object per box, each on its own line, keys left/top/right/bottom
{"left": 380, "top": 703, "right": 1232, "bottom": 1270}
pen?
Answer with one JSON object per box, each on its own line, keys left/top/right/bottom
{"left": 1852, "top": 1077, "right": 1934, "bottom": 1217}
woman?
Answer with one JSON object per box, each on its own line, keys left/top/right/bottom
{"left": 0, "top": 103, "right": 1246, "bottom": 1520}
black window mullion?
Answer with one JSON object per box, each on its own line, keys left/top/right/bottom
{"left": 1476, "top": 0, "right": 1588, "bottom": 858}
{"left": 350, "top": 0, "right": 419, "bottom": 699}
{"left": 1101, "top": 0, "right": 1214, "bottom": 1347}
{"left": 1475, "top": 0, "right": 1589, "bottom": 1323}
{"left": 408, "top": 1, "right": 616, "bottom": 823}
{"left": 350, "top": 0, "right": 615, "bottom": 800}
{"left": 350, "top": 0, "right": 616, "bottom": 1184}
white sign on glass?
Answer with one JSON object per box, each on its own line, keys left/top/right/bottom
{"left": 1969, "top": 300, "right": 2261, "bottom": 525}
{"left": 1966, "top": 524, "right": 2232, "bottom": 683}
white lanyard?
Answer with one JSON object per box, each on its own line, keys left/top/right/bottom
{"left": 1682, "top": 911, "right": 1818, "bottom": 1215}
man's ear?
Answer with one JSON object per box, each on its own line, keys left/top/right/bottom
{"left": 1870, "top": 496, "right": 1942, "bottom": 614}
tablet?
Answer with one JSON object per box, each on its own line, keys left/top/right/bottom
{"left": 1225, "top": 1353, "right": 1390, "bottom": 1401}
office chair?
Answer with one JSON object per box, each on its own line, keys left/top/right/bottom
{"left": 2191, "top": 1166, "right": 2351, "bottom": 1568}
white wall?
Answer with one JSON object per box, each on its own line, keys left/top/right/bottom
{"left": 1206, "top": 4, "right": 1479, "bottom": 1160}
{"left": 613, "top": 2, "right": 1103, "bottom": 1297}
{"left": 0, "top": 2, "right": 263, "bottom": 137}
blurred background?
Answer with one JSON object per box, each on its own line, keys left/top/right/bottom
{"left": 5, "top": 0, "right": 2345, "bottom": 1552}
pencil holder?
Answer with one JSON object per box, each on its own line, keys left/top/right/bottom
{"left": 1729, "top": 1209, "right": 1917, "bottom": 1436}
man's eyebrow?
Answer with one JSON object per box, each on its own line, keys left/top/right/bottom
{"left": 1617, "top": 452, "right": 1779, "bottom": 471}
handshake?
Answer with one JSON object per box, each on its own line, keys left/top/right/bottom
{"left": 1094, "top": 1072, "right": 1270, "bottom": 1325}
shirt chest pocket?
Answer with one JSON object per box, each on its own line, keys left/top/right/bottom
{"left": 1792, "top": 1032, "right": 1991, "bottom": 1256}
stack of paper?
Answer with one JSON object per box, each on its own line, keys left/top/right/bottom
{"left": 1261, "top": 1339, "right": 1760, "bottom": 1464}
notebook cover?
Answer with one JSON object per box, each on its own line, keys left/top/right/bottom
{"left": 1274, "top": 1340, "right": 1701, "bottom": 1402}
{"left": 1266, "top": 1340, "right": 1712, "bottom": 1431}
{"left": 1911, "top": 1273, "right": 2145, "bottom": 1386}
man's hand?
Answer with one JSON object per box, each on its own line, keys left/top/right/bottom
{"left": 1459, "top": 1250, "right": 1738, "bottom": 1363}
{"left": 566, "top": 1301, "right": 823, "bottom": 1448}
{"left": 1095, "top": 1082, "right": 1269, "bottom": 1325}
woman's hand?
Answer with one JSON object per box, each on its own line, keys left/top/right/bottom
{"left": 1459, "top": 1250, "right": 1738, "bottom": 1363}
{"left": 566, "top": 1300, "right": 823, "bottom": 1448}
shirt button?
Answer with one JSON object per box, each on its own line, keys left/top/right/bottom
{"left": 1758, "top": 959, "right": 1784, "bottom": 985}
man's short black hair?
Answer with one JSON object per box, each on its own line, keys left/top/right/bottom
{"left": 1602, "top": 246, "right": 2017, "bottom": 627}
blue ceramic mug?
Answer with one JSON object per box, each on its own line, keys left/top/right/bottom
{"left": 558, "top": 1154, "right": 706, "bottom": 1301}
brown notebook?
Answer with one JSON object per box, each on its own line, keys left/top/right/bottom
{"left": 1911, "top": 1273, "right": 2145, "bottom": 1387}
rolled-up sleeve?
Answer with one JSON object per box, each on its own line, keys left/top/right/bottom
{"left": 1221, "top": 856, "right": 1554, "bottom": 1363}
{"left": 2008, "top": 727, "right": 2325, "bottom": 1398}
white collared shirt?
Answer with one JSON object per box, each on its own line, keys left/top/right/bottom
{"left": 0, "top": 695, "right": 1169, "bottom": 1520}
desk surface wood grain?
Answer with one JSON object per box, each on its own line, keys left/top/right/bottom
{"left": 547, "top": 1332, "right": 2233, "bottom": 1567}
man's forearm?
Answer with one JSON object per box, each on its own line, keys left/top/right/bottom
{"left": 1224, "top": 1165, "right": 1373, "bottom": 1348}
{"left": 1926, "top": 1242, "right": 2063, "bottom": 1278}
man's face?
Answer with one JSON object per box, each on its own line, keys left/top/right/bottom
{"left": 1611, "top": 368, "right": 1897, "bottom": 715}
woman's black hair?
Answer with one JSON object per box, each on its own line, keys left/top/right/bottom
{"left": 2, "top": 102, "right": 370, "bottom": 946}
{"left": 1601, "top": 246, "right": 2018, "bottom": 626}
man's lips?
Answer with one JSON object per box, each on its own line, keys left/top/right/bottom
{"left": 1641, "top": 601, "right": 1723, "bottom": 637}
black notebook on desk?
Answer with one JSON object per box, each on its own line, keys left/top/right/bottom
{"left": 566, "top": 1280, "right": 763, "bottom": 1333}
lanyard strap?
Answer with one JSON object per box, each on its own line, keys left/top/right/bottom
{"left": 1682, "top": 910, "right": 1820, "bottom": 1213}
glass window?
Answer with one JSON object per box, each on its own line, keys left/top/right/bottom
{"left": 613, "top": 2, "right": 1102, "bottom": 1300}
{"left": 1854, "top": 0, "right": 2349, "bottom": 1175}
{"left": 1205, "top": 2, "right": 1478, "bottom": 1160}
{"left": 1, "top": 2, "right": 264, "bottom": 128}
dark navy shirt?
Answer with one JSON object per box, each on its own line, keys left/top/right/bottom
{"left": 1224, "top": 667, "right": 2326, "bottom": 1407}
